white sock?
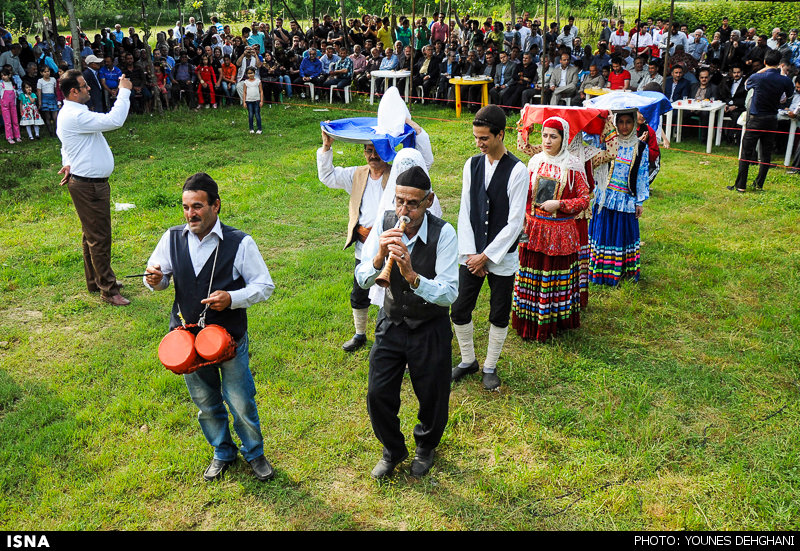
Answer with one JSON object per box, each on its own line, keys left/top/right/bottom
{"left": 453, "top": 321, "right": 476, "bottom": 366}
{"left": 352, "top": 308, "right": 369, "bottom": 336}
{"left": 483, "top": 324, "right": 508, "bottom": 373}
{"left": 34, "top": 126, "right": 39, "bottom": 137}
{"left": 26, "top": 126, "right": 33, "bottom": 138}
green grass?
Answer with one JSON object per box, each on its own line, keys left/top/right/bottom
{"left": 1, "top": 95, "right": 798, "bottom": 530}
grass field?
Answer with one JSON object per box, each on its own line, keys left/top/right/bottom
{"left": 1, "top": 93, "right": 798, "bottom": 530}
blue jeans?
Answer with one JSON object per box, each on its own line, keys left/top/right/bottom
{"left": 183, "top": 333, "right": 264, "bottom": 462}
{"left": 246, "top": 101, "right": 261, "bottom": 131}
{"left": 277, "top": 74, "right": 292, "bottom": 97}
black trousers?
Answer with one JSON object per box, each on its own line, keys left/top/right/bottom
{"left": 450, "top": 265, "right": 515, "bottom": 328}
{"left": 735, "top": 114, "right": 777, "bottom": 190}
{"left": 367, "top": 311, "right": 452, "bottom": 462}
{"left": 351, "top": 258, "right": 370, "bottom": 309}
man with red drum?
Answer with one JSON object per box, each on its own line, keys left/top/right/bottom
{"left": 143, "top": 173, "right": 276, "bottom": 483}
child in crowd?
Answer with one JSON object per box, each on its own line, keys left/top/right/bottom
{"left": 242, "top": 66, "right": 263, "bottom": 134}
{"left": 37, "top": 65, "right": 59, "bottom": 137}
{"left": 1, "top": 68, "right": 21, "bottom": 144}
{"left": 19, "top": 82, "right": 44, "bottom": 140}
{"left": 154, "top": 62, "right": 170, "bottom": 110}
{"left": 196, "top": 54, "right": 217, "bottom": 109}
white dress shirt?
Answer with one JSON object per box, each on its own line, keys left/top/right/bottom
{"left": 145, "top": 218, "right": 275, "bottom": 310}
{"left": 356, "top": 213, "right": 459, "bottom": 307}
{"left": 57, "top": 87, "right": 131, "bottom": 178}
{"left": 315, "top": 129, "right": 434, "bottom": 259}
{"left": 457, "top": 155, "right": 528, "bottom": 276}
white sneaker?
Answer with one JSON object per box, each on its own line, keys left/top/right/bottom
{"left": 250, "top": 130, "right": 255, "bottom": 134}
{"left": 205, "top": 104, "right": 210, "bottom": 109}
{"left": 212, "top": 104, "right": 218, "bottom": 109}
{"left": 256, "top": 130, "right": 262, "bottom": 134}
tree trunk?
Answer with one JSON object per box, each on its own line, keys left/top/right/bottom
{"left": 511, "top": 0, "right": 516, "bottom": 28}
{"left": 64, "top": 0, "right": 81, "bottom": 70}
{"left": 340, "top": 0, "right": 349, "bottom": 51}
{"left": 48, "top": 0, "right": 61, "bottom": 64}
{"left": 142, "top": 1, "right": 163, "bottom": 114}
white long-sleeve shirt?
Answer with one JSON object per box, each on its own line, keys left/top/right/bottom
{"left": 356, "top": 212, "right": 459, "bottom": 307}
{"left": 316, "top": 128, "right": 434, "bottom": 259}
{"left": 144, "top": 218, "right": 275, "bottom": 311}
{"left": 457, "top": 155, "right": 528, "bottom": 276}
{"left": 57, "top": 87, "right": 131, "bottom": 178}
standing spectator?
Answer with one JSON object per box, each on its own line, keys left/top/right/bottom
{"left": 686, "top": 29, "right": 709, "bottom": 61}
{"left": 19, "top": 81, "right": 43, "bottom": 139}
{"left": 396, "top": 19, "right": 412, "bottom": 49}
{"left": 610, "top": 22, "right": 629, "bottom": 53}
{"left": 82, "top": 55, "right": 105, "bottom": 112}
{"left": 767, "top": 28, "right": 781, "bottom": 51}
{"left": 0, "top": 68, "right": 21, "bottom": 144}
{"left": 599, "top": 19, "right": 612, "bottom": 44}
{"left": 36, "top": 65, "right": 59, "bottom": 137}
{"left": 56, "top": 69, "right": 132, "bottom": 305}
{"left": 729, "top": 50, "right": 794, "bottom": 192}
{"left": 241, "top": 67, "right": 263, "bottom": 134}
{"left": 431, "top": 15, "right": 449, "bottom": 46}
{"left": 0, "top": 44, "right": 25, "bottom": 77}
{"left": 716, "top": 17, "right": 732, "bottom": 44}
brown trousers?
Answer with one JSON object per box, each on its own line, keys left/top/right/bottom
{"left": 67, "top": 177, "right": 120, "bottom": 296}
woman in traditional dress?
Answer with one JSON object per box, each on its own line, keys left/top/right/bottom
{"left": 511, "top": 116, "right": 590, "bottom": 341}
{"left": 589, "top": 108, "right": 650, "bottom": 286}
{"left": 518, "top": 114, "right": 618, "bottom": 309}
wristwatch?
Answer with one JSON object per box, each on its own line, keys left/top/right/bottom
{"left": 410, "top": 274, "right": 421, "bottom": 289}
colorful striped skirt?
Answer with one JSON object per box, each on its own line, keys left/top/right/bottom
{"left": 575, "top": 217, "right": 590, "bottom": 309}
{"left": 588, "top": 205, "right": 640, "bottom": 286}
{"left": 511, "top": 249, "right": 581, "bottom": 342}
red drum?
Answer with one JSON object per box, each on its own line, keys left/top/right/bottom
{"left": 194, "top": 324, "right": 237, "bottom": 364}
{"left": 158, "top": 327, "right": 199, "bottom": 374}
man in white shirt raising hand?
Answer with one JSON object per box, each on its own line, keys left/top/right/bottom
{"left": 56, "top": 69, "right": 132, "bottom": 306}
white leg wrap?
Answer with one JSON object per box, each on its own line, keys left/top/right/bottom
{"left": 483, "top": 324, "right": 508, "bottom": 373}
{"left": 453, "top": 321, "right": 476, "bottom": 366}
{"left": 353, "top": 308, "right": 369, "bottom": 335}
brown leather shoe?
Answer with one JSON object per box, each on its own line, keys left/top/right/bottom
{"left": 102, "top": 293, "right": 130, "bottom": 306}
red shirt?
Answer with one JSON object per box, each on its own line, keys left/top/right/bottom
{"left": 608, "top": 69, "right": 630, "bottom": 90}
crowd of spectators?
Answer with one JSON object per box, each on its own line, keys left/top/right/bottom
{"left": 1, "top": 13, "right": 799, "bottom": 147}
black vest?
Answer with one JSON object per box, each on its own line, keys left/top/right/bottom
{"left": 168, "top": 223, "right": 248, "bottom": 341}
{"left": 382, "top": 211, "right": 449, "bottom": 329}
{"left": 469, "top": 152, "right": 522, "bottom": 255}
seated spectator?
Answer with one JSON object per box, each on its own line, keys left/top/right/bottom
{"left": 638, "top": 59, "right": 663, "bottom": 90}
{"left": 436, "top": 50, "right": 461, "bottom": 105}
{"left": 628, "top": 55, "right": 647, "bottom": 90}
{"left": 324, "top": 45, "right": 354, "bottom": 102}
{"left": 413, "top": 45, "right": 440, "bottom": 101}
{"left": 172, "top": 50, "right": 196, "bottom": 108}
{"left": 663, "top": 64, "right": 691, "bottom": 101}
{"left": 719, "top": 63, "right": 747, "bottom": 143}
{"left": 577, "top": 63, "right": 606, "bottom": 105}
{"left": 606, "top": 56, "right": 630, "bottom": 90}
{"left": 98, "top": 55, "right": 122, "bottom": 108}
{"left": 294, "top": 47, "right": 324, "bottom": 98}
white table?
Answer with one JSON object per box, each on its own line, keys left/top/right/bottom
{"left": 370, "top": 70, "right": 412, "bottom": 105}
{"left": 662, "top": 100, "right": 725, "bottom": 154}
{"left": 736, "top": 111, "right": 798, "bottom": 167}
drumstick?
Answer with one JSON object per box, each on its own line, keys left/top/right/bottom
{"left": 124, "top": 273, "right": 151, "bottom": 278}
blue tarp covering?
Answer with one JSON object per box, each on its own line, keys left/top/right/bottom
{"left": 320, "top": 117, "right": 416, "bottom": 162}
{"left": 585, "top": 91, "right": 673, "bottom": 131}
